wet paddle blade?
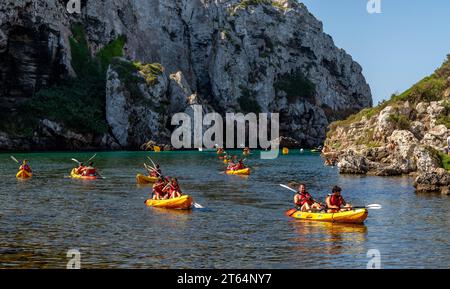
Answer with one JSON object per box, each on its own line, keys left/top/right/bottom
{"left": 10, "top": 156, "right": 19, "bottom": 163}
{"left": 366, "top": 204, "right": 382, "bottom": 209}
{"left": 193, "top": 202, "right": 204, "bottom": 209}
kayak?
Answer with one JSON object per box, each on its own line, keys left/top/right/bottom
{"left": 286, "top": 208, "right": 368, "bottom": 224}
{"left": 226, "top": 167, "right": 250, "bottom": 175}
{"left": 70, "top": 168, "right": 97, "bottom": 180}
{"left": 136, "top": 174, "right": 158, "bottom": 184}
{"left": 145, "top": 195, "right": 193, "bottom": 210}
{"left": 16, "top": 169, "right": 32, "bottom": 179}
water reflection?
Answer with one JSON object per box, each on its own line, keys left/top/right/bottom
{"left": 287, "top": 220, "right": 368, "bottom": 266}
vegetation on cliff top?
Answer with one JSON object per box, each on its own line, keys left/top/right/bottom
{"left": 25, "top": 24, "right": 126, "bottom": 134}
{"left": 328, "top": 55, "right": 450, "bottom": 136}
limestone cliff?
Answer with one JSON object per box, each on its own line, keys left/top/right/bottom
{"left": 0, "top": 0, "right": 372, "bottom": 150}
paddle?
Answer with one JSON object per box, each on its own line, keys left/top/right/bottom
{"left": 279, "top": 184, "right": 323, "bottom": 207}
{"left": 10, "top": 156, "right": 19, "bottom": 163}
{"left": 279, "top": 184, "right": 382, "bottom": 210}
{"left": 86, "top": 153, "right": 97, "bottom": 163}
{"left": 147, "top": 156, "right": 157, "bottom": 169}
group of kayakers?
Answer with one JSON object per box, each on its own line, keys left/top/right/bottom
{"left": 293, "top": 183, "right": 352, "bottom": 213}
{"left": 226, "top": 158, "right": 247, "bottom": 171}
{"left": 144, "top": 164, "right": 185, "bottom": 200}
{"left": 151, "top": 176, "right": 183, "bottom": 200}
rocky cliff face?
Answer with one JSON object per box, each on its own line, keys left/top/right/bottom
{"left": 0, "top": 0, "right": 372, "bottom": 150}
{"left": 324, "top": 56, "right": 450, "bottom": 194}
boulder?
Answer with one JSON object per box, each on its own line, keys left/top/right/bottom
{"left": 414, "top": 168, "right": 450, "bottom": 195}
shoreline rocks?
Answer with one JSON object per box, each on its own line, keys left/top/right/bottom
{"left": 325, "top": 98, "right": 450, "bottom": 194}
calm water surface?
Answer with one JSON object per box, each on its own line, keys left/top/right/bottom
{"left": 0, "top": 151, "right": 448, "bottom": 268}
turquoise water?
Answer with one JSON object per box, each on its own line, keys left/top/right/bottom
{"left": 0, "top": 150, "right": 448, "bottom": 268}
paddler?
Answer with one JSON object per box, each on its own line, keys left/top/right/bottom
{"left": 293, "top": 183, "right": 322, "bottom": 212}
{"left": 148, "top": 164, "right": 162, "bottom": 177}
{"left": 152, "top": 177, "right": 168, "bottom": 200}
{"left": 19, "top": 159, "right": 32, "bottom": 174}
{"left": 83, "top": 162, "right": 97, "bottom": 177}
{"left": 164, "top": 178, "right": 183, "bottom": 199}
{"left": 325, "top": 186, "right": 352, "bottom": 213}
{"left": 75, "top": 162, "right": 85, "bottom": 175}
{"left": 234, "top": 159, "right": 246, "bottom": 170}
{"left": 243, "top": 147, "right": 250, "bottom": 155}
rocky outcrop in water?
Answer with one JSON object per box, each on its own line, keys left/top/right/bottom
{"left": 324, "top": 56, "right": 450, "bottom": 194}
{"left": 0, "top": 0, "right": 372, "bottom": 150}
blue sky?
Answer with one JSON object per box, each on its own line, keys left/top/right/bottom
{"left": 300, "top": 0, "right": 450, "bottom": 105}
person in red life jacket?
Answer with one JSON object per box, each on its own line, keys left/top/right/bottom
{"left": 230, "top": 159, "right": 245, "bottom": 171}
{"left": 293, "top": 183, "right": 323, "bottom": 212}
{"left": 164, "top": 178, "right": 182, "bottom": 199}
{"left": 83, "top": 162, "right": 97, "bottom": 177}
{"left": 148, "top": 164, "right": 162, "bottom": 177}
{"left": 75, "top": 162, "right": 85, "bottom": 175}
{"left": 19, "top": 160, "right": 32, "bottom": 173}
{"left": 236, "top": 159, "right": 246, "bottom": 170}
{"left": 152, "top": 177, "right": 168, "bottom": 200}
{"left": 325, "top": 185, "right": 352, "bottom": 213}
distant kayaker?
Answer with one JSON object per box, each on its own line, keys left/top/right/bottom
{"left": 233, "top": 159, "right": 246, "bottom": 170}
{"left": 152, "top": 177, "right": 168, "bottom": 200}
{"left": 165, "top": 178, "right": 182, "bottom": 198}
{"left": 294, "top": 184, "right": 322, "bottom": 212}
{"left": 243, "top": 147, "right": 250, "bottom": 155}
{"left": 325, "top": 186, "right": 352, "bottom": 213}
{"left": 83, "top": 162, "right": 97, "bottom": 177}
{"left": 75, "top": 162, "right": 85, "bottom": 175}
{"left": 148, "top": 164, "right": 162, "bottom": 177}
{"left": 19, "top": 159, "right": 32, "bottom": 173}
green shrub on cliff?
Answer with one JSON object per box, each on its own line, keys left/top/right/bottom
{"left": 25, "top": 24, "right": 126, "bottom": 134}
{"left": 328, "top": 55, "right": 450, "bottom": 135}
{"left": 388, "top": 114, "right": 411, "bottom": 130}
{"left": 238, "top": 86, "right": 261, "bottom": 114}
{"left": 274, "top": 70, "right": 315, "bottom": 103}
{"left": 110, "top": 58, "right": 163, "bottom": 102}
{"left": 436, "top": 101, "right": 450, "bottom": 128}
{"left": 439, "top": 153, "right": 450, "bottom": 170}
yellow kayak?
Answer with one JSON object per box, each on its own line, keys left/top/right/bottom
{"left": 16, "top": 169, "right": 32, "bottom": 179}
{"left": 70, "top": 168, "right": 97, "bottom": 180}
{"left": 136, "top": 174, "right": 158, "bottom": 184}
{"left": 286, "top": 208, "right": 368, "bottom": 224}
{"left": 145, "top": 195, "right": 193, "bottom": 210}
{"left": 226, "top": 167, "right": 251, "bottom": 175}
